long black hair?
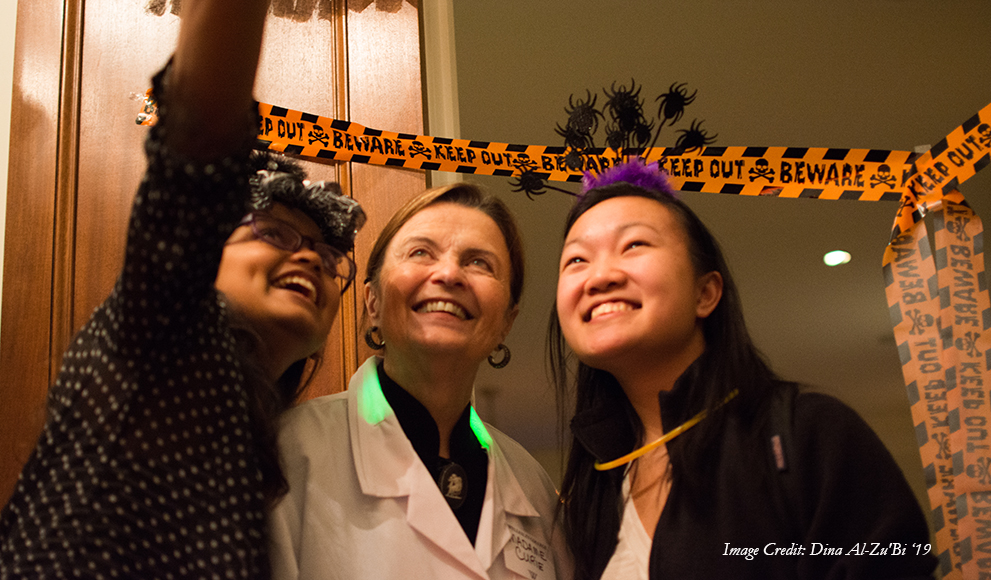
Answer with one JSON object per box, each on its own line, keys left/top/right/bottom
{"left": 548, "top": 181, "right": 785, "bottom": 579}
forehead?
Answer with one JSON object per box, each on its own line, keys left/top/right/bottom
{"left": 567, "top": 196, "right": 681, "bottom": 241}
{"left": 266, "top": 203, "right": 324, "bottom": 242}
{"left": 391, "top": 202, "right": 508, "bottom": 253}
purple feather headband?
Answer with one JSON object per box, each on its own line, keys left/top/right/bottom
{"left": 580, "top": 157, "right": 677, "bottom": 199}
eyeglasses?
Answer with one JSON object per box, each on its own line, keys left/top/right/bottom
{"left": 238, "top": 213, "right": 357, "bottom": 293}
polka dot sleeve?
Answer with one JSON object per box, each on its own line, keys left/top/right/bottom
{"left": 0, "top": 64, "right": 271, "bottom": 579}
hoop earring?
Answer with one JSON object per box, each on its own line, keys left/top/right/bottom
{"left": 364, "top": 326, "right": 385, "bottom": 350}
{"left": 488, "top": 344, "right": 510, "bottom": 369}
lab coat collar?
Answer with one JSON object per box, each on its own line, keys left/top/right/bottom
{"left": 348, "top": 356, "right": 541, "bottom": 575}
{"left": 475, "top": 429, "right": 542, "bottom": 570}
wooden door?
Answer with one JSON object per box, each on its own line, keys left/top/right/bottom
{"left": 1, "top": 0, "right": 425, "bottom": 504}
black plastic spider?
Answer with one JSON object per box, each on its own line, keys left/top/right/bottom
{"left": 509, "top": 170, "right": 548, "bottom": 200}
{"left": 603, "top": 117, "right": 654, "bottom": 155}
{"left": 604, "top": 124, "right": 627, "bottom": 153}
{"left": 656, "top": 82, "right": 697, "bottom": 127}
{"left": 559, "top": 125, "right": 601, "bottom": 155}
{"left": 509, "top": 169, "right": 575, "bottom": 200}
{"left": 556, "top": 92, "right": 601, "bottom": 152}
{"left": 673, "top": 119, "right": 717, "bottom": 153}
{"left": 555, "top": 125, "right": 588, "bottom": 153}
{"left": 562, "top": 91, "right": 602, "bottom": 136}
{"left": 632, "top": 119, "right": 654, "bottom": 149}
{"left": 563, "top": 149, "right": 586, "bottom": 171}
{"left": 604, "top": 80, "right": 647, "bottom": 135}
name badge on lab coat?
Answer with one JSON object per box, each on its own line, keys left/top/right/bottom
{"left": 503, "top": 523, "right": 553, "bottom": 580}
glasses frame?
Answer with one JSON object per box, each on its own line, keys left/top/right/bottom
{"left": 238, "top": 212, "right": 357, "bottom": 294}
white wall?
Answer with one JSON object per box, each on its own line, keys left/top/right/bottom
{"left": 420, "top": 0, "right": 461, "bottom": 188}
{"left": 0, "top": 0, "right": 18, "bottom": 348}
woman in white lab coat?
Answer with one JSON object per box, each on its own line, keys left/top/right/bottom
{"left": 269, "top": 183, "right": 572, "bottom": 580}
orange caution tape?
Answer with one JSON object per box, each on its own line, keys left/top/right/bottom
{"left": 252, "top": 102, "right": 917, "bottom": 200}
{"left": 882, "top": 102, "right": 991, "bottom": 580}
{"left": 137, "top": 97, "right": 989, "bottom": 203}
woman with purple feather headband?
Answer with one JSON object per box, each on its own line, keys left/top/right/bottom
{"left": 549, "top": 158, "right": 936, "bottom": 579}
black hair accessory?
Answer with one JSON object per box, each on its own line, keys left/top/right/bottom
{"left": 512, "top": 80, "right": 717, "bottom": 201}
{"left": 247, "top": 152, "right": 366, "bottom": 253}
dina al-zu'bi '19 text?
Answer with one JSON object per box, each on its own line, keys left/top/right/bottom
{"left": 723, "top": 542, "right": 933, "bottom": 560}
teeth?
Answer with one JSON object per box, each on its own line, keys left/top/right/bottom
{"left": 417, "top": 300, "right": 468, "bottom": 320}
{"left": 590, "top": 301, "right": 635, "bottom": 320}
{"left": 274, "top": 275, "right": 316, "bottom": 299}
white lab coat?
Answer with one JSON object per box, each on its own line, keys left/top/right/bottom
{"left": 269, "top": 357, "right": 573, "bottom": 580}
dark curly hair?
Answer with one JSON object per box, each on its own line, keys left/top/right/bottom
{"left": 247, "top": 152, "right": 366, "bottom": 253}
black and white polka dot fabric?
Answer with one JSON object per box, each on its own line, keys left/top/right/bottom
{"left": 0, "top": 68, "right": 269, "bottom": 579}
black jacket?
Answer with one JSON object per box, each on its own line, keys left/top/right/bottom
{"left": 571, "top": 364, "right": 936, "bottom": 579}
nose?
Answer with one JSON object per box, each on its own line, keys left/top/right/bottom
{"left": 290, "top": 240, "right": 324, "bottom": 274}
{"left": 429, "top": 255, "right": 466, "bottom": 287}
{"left": 584, "top": 261, "right": 625, "bottom": 294}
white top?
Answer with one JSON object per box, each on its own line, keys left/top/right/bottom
{"left": 600, "top": 472, "right": 651, "bottom": 580}
{"left": 268, "top": 357, "right": 572, "bottom": 580}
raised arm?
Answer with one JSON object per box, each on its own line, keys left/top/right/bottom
{"left": 103, "top": 0, "right": 274, "bottom": 349}
{"left": 166, "top": 0, "right": 270, "bottom": 160}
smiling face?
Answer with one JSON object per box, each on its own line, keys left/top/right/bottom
{"left": 365, "top": 202, "right": 518, "bottom": 365}
{"left": 215, "top": 203, "right": 341, "bottom": 366}
{"left": 556, "top": 196, "right": 721, "bottom": 375}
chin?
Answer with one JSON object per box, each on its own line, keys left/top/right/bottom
{"left": 411, "top": 336, "right": 483, "bottom": 361}
{"left": 573, "top": 341, "right": 634, "bottom": 370}
{"left": 416, "top": 340, "right": 473, "bottom": 355}
{"left": 262, "top": 312, "right": 332, "bottom": 348}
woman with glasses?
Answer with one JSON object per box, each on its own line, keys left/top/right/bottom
{"left": 0, "top": 0, "right": 363, "bottom": 577}
{"left": 217, "top": 168, "right": 362, "bottom": 390}
{"left": 268, "top": 184, "right": 571, "bottom": 579}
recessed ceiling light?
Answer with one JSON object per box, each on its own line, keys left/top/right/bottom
{"left": 823, "top": 250, "right": 852, "bottom": 266}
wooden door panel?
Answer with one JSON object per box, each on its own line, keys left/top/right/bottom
{"left": 0, "top": 0, "right": 69, "bottom": 505}
{"left": 74, "top": 0, "right": 179, "bottom": 336}
{"left": 345, "top": 0, "right": 426, "bottom": 374}
{"left": 253, "top": 5, "right": 351, "bottom": 397}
